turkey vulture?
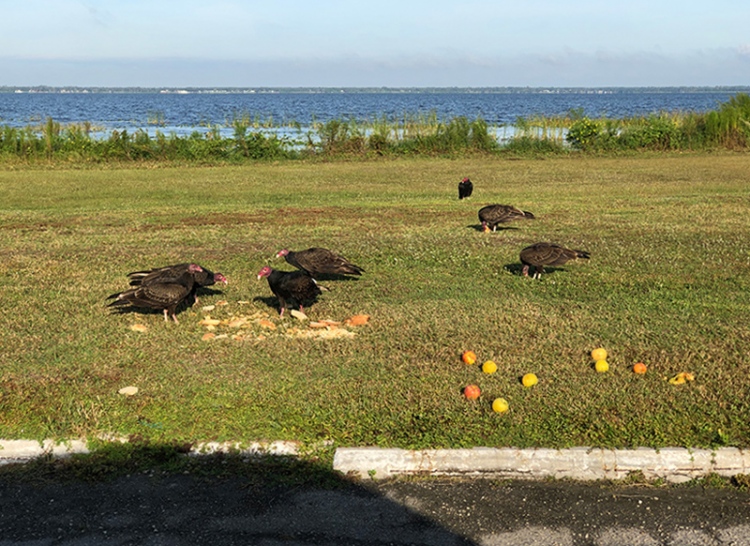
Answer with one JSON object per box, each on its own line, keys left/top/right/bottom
{"left": 107, "top": 263, "right": 202, "bottom": 322}
{"left": 257, "top": 266, "right": 329, "bottom": 316}
{"left": 458, "top": 177, "right": 473, "bottom": 199}
{"left": 478, "top": 204, "right": 535, "bottom": 232}
{"left": 125, "top": 262, "right": 227, "bottom": 305}
{"left": 275, "top": 248, "right": 364, "bottom": 278}
{"left": 520, "top": 242, "right": 590, "bottom": 279}
{"left": 126, "top": 263, "right": 227, "bottom": 289}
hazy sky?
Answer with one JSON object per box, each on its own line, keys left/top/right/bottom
{"left": 2, "top": 0, "right": 749, "bottom": 87}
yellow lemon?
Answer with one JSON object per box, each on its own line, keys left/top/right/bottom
{"left": 595, "top": 360, "right": 609, "bottom": 373}
{"left": 482, "top": 360, "right": 498, "bottom": 374}
{"left": 669, "top": 374, "right": 686, "bottom": 385}
{"left": 591, "top": 347, "right": 607, "bottom": 361}
{"left": 521, "top": 373, "right": 538, "bottom": 387}
{"left": 492, "top": 398, "right": 509, "bottom": 413}
{"left": 668, "top": 372, "right": 694, "bottom": 385}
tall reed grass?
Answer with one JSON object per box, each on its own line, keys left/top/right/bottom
{"left": 1, "top": 94, "right": 749, "bottom": 163}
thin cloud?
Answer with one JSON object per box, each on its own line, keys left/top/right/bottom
{"left": 82, "top": 3, "right": 110, "bottom": 27}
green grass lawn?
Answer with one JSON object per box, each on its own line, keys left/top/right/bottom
{"left": 1, "top": 154, "right": 749, "bottom": 452}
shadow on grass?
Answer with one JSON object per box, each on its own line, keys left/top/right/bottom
{"left": 106, "top": 287, "right": 227, "bottom": 319}
{"left": 194, "top": 287, "right": 226, "bottom": 299}
{"left": 106, "top": 303, "right": 200, "bottom": 322}
{"left": 503, "top": 263, "right": 567, "bottom": 277}
{"left": 253, "top": 295, "right": 282, "bottom": 315}
{"left": 0, "top": 442, "right": 477, "bottom": 545}
{"left": 107, "top": 305, "right": 165, "bottom": 319}
{"left": 467, "top": 224, "right": 521, "bottom": 232}
{"left": 252, "top": 295, "right": 326, "bottom": 316}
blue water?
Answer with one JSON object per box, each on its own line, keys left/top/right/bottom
{"left": 0, "top": 90, "right": 743, "bottom": 138}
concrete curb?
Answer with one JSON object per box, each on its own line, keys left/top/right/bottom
{"left": 3, "top": 440, "right": 749, "bottom": 483}
{"left": 0, "top": 439, "right": 300, "bottom": 466}
{"left": 333, "top": 447, "right": 750, "bottom": 483}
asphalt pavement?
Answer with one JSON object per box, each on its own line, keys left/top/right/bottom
{"left": 2, "top": 459, "right": 750, "bottom": 546}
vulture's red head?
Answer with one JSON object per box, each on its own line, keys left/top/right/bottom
{"left": 188, "top": 263, "right": 203, "bottom": 273}
{"left": 275, "top": 249, "right": 290, "bottom": 258}
{"left": 257, "top": 266, "right": 272, "bottom": 280}
{"left": 214, "top": 272, "right": 228, "bottom": 285}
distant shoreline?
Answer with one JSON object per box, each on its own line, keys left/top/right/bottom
{"left": 3, "top": 86, "right": 750, "bottom": 95}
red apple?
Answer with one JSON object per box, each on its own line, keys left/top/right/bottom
{"left": 463, "top": 384, "right": 481, "bottom": 400}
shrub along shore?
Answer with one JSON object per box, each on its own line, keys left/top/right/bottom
{"left": 2, "top": 93, "right": 750, "bottom": 164}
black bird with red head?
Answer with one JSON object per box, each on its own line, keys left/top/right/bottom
{"left": 458, "top": 177, "right": 473, "bottom": 199}
{"left": 478, "top": 204, "right": 535, "bottom": 232}
{"left": 124, "top": 262, "right": 227, "bottom": 306}
{"left": 520, "top": 242, "right": 590, "bottom": 279}
{"left": 257, "top": 266, "right": 328, "bottom": 316}
{"left": 107, "top": 263, "right": 203, "bottom": 323}
{"left": 275, "top": 248, "right": 364, "bottom": 279}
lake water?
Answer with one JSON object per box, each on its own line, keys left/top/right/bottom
{"left": 0, "top": 89, "right": 744, "bottom": 140}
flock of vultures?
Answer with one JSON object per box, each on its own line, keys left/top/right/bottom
{"left": 107, "top": 177, "right": 590, "bottom": 323}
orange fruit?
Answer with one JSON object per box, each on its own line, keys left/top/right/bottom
{"left": 521, "top": 373, "right": 538, "bottom": 387}
{"left": 633, "top": 362, "right": 647, "bottom": 374}
{"left": 462, "top": 350, "right": 477, "bottom": 365}
{"left": 482, "top": 360, "right": 498, "bottom": 374}
{"left": 345, "top": 314, "right": 370, "bottom": 326}
{"left": 463, "top": 384, "right": 481, "bottom": 400}
{"left": 591, "top": 347, "right": 607, "bottom": 361}
{"left": 595, "top": 360, "right": 609, "bottom": 373}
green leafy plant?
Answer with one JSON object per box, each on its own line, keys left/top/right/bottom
{"left": 566, "top": 117, "right": 602, "bottom": 150}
